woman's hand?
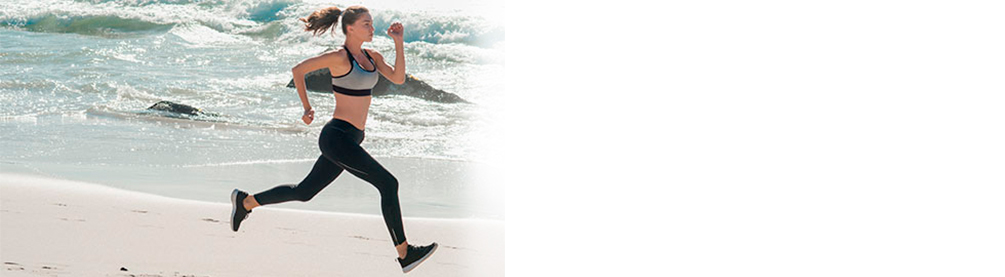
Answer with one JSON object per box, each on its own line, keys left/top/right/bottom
{"left": 387, "top": 22, "right": 403, "bottom": 42}
{"left": 302, "top": 107, "right": 315, "bottom": 125}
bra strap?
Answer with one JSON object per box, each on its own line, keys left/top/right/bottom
{"left": 362, "top": 48, "right": 375, "bottom": 64}
{"left": 343, "top": 45, "right": 358, "bottom": 66}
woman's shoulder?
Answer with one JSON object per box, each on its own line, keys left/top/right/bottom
{"left": 318, "top": 48, "right": 350, "bottom": 61}
{"left": 362, "top": 48, "right": 383, "bottom": 59}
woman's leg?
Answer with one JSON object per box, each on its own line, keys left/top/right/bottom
{"left": 324, "top": 136, "right": 408, "bottom": 250}
{"left": 249, "top": 155, "right": 345, "bottom": 209}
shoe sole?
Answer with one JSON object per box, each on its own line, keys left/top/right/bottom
{"left": 230, "top": 189, "right": 240, "bottom": 232}
{"left": 402, "top": 243, "right": 438, "bottom": 273}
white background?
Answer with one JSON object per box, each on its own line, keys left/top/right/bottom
{"left": 503, "top": 0, "right": 1005, "bottom": 275}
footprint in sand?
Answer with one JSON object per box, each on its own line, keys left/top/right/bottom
{"left": 277, "top": 227, "right": 305, "bottom": 233}
{"left": 116, "top": 272, "right": 206, "bottom": 277}
{"left": 4, "top": 261, "right": 25, "bottom": 271}
{"left": 3, "top": 262, "right": 67, "bottom": 273}
{"left": 41, "top": 265, "right": 61, "bottom": 271}
{"left": 58, "top": 217, "right": 86, "bottom": 222}
{"left": 117, "top": 273, "right": 164, "bottom": 277}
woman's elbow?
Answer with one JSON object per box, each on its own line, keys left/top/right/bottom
{"left": 291, "top": 67, "right": 305, "bottom": 78}
{"left": 392, "top": 75, "right": 406, "bottom": 85}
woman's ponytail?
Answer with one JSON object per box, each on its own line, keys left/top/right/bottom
{"left": 300, "top": 6, "right": 342, "bottom": 36}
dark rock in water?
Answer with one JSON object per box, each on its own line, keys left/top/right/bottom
{"left": 287, "top": 68, "right": 335, "bottom": 94}
{"left": 146, "top": 101, "right": 201, "bottom": 115}
{"left": 147, "top": 101, "right": 217, "bottom": 117}
{"left": 286, "top": 67, "right": 469, "bottom": 104}
{"left": 374, "top": 74, "right": 469, "bottom": 104}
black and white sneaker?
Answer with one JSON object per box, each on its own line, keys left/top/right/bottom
{"left": 230, "top": 189, "right": 252, "bottom": 232}
{"left": 397, "top": 242, "right": 438, "bottom": 273}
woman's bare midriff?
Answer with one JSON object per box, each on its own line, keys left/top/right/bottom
{"left": 331, "top": 92, "right": 371, "bottom": 130}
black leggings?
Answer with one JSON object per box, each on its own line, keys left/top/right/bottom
{"left": 253, "top": 119, "right": 406, "bottom": 246}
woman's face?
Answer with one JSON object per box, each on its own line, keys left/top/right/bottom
{"left": 346, "top": 13, "right": 375, "bottom": 42}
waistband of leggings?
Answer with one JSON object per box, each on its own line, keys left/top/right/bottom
{"left": 325, "top": 118, "right": 363, "bottom": 134}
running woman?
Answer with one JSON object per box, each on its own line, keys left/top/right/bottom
{"left": 228, "top": 5, "right": 437, "bottom": 273}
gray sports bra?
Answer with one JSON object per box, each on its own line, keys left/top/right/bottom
{"left": 331, "top": 46, "right": 379, "bottom": 96}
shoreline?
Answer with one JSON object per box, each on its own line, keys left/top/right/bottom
{"left": 0, "top": 173, "right": 503, "bottom": 276}
{"left": 0, "top": 155, "right": 504, "bottom": 220}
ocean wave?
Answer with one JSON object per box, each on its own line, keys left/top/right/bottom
{"left": 407, "top": 41, "right": 503, "bottom": 64}
{"left": 72, "top": 0, "right": 208, "bottom": 5}
{"left": 1, "top": 14, "right": 174, "bottom": 36}
{"left": 168, "top": 23, "right": 254, "bottom": 46}
{"left": 236, "top": 21, "right": 285, "bottom": 39}
{"left": 1, "top": 0, "right": 502, "bottom": 47}
{"left": 245, "top": 0, "right": 297, "bottom": 23}
{"left": 0, "top": 0, "right": 260, "bottom": 37}
{"left": 371, "top": 10, "right": 503, "bottom": 47}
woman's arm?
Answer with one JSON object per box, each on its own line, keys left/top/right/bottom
{"left": 372, "top": 22, "right": 405, "bottom": 84}
{"left": 291, "top": 52, "right": 339, "bottom": 124}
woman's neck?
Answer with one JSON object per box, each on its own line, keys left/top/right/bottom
{"left": 343, "top": 39, "right": 364, "bottom": 54}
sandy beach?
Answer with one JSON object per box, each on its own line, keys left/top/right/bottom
{"left": 0, "top": 174, "right": 503, "bottom": 276}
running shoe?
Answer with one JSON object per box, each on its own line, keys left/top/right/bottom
{"left": 230, "top": 189, "right": 252, "bottom": 232}
{"left": 397, "top": 242, "right": 438, "bottom": 273}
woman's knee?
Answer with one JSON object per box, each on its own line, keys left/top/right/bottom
{"left": 292, "top": 185, "right": 320, "bottom": 202}
{"left": 377, "top": 175, "right": 399, "bottom": 196}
